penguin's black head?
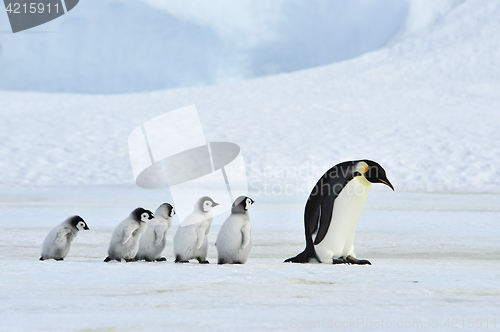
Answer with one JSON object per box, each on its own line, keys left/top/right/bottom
{"left": 131, "top": 207, "right": 155, "bottom": 223}
{"left": 198, "top": 196, "right": 219, "bottom": 213}
{"left": 231, "top": 196, "right": 255, "bottom": 213}
{"left": 358, "top": 160, "right": 394, "bottom": 190}
{"left": 69, "top": 215, "right": 89, "bottom": 231}
{"left": 155, "top": 203, "right": 175, "bottom": 219}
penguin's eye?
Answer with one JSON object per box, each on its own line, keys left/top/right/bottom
{"left": 141, "top": 213, "right": 148, "bottom": 219}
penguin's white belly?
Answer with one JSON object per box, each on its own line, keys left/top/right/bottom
{"left": 112, "top": 239, "right": 140, "bottom": 259}
{"left": 41, "top": 227, "right": 76, "bottom": 259}
{"left": 216, "top": 218, "right": 251, "bottom": 264}
{"left": 109, "top": 237, "right": 141, "bottom": 260}
{"left": 173, "top": 224, "right": 208, "bottom": 260}
{"left": 108, "top": 223, "right": 146, "bottom": 260}
{"left": 315, "top": 176, "right": 372, "bottom": 263}
{"left": 136, "top": 225, "right": 167, "bottom": 260}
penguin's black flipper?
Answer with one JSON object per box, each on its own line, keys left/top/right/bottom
{"left": 312, "top": 165, "right": 353, "bottom": 245}
{"left": 313, "top": 188, "right": 338, "bottom": 245}
{"left": 104, "top": 256, "right": 111, "bottom": 262}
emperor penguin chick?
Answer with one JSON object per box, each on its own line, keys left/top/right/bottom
{"left": 216, "top": 196, "right": 254, "bottom": 264}
{"left": 135, "top": 203, "right": 175, "bottom": 262}
{"left": 173, "top": 196, "right": 218, "bottom": 264}
{"left": 40, "top": 216, "right": 89, "bottom": 261}
{"left": 104, "top": 208, "right": 154, "bottom": 262}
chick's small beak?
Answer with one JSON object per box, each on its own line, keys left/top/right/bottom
{"left": 213, "top": 202, "right": 219, "bottom": 207}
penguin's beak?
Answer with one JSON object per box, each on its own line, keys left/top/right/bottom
{"left": 84, "top": 226, "right": 90, "bottom": 230}
{"left": 213, "top": 202, "right": 219, "bottom": 207}
{"left": 379, "top": 178, "right": 394, "bottom": 191}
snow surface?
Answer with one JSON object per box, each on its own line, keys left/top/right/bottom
{"left": 0, "top": 187, "right": 499, "bottom": 331}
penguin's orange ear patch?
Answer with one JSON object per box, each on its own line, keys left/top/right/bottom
{"left": 364, "top": 165, "right": 369, "bottom": 174}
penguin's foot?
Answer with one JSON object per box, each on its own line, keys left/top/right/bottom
{"left": 332, "top": 258, "right": 346, "bottom": 264}
{"left": 345, "top": 256, "right": 371, "bottom": 265}
{"left": 155, "top": 257, "right": 167, "bottom": 262}
{"left": 197, "top": 258, "right": 209, "bottom": 264}
{"left": 55, "top": 258, "right": 64, "bottom": 261}
{"left": 39, "top": 257, "right": 45, "bottom": 261}
{"left": 104, "top": 257, "right": 122, "bottom": 262}
{"left": 175, "top": 259, "right": 189, "bottom": 263}
{"left": 175, "top": 255, "right": 189, "bottom": 263}
{"left": 125, "top": 258, "right": 136, "bottom": 263}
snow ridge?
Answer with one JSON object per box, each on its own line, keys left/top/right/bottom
{"left": 0, "top": 0, "right": 498, "bottom": 193}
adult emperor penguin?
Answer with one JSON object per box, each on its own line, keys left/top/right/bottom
{"left": 284, "top": 160, "right": 394, "bottom": 264}
{"left": 104, "top": 208, "right": 155, "bottom": 262}
{"left": 173, "top": 196, "right": 218, "bottom": 264}
{"left": 135, "top": 203, "right": 175, "bottom": 262}
{"left": 216, "top": 196, "right": 255, "bottom": 264}
{"left": 40, "top": 216, "right": 89, "bottom": 261}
